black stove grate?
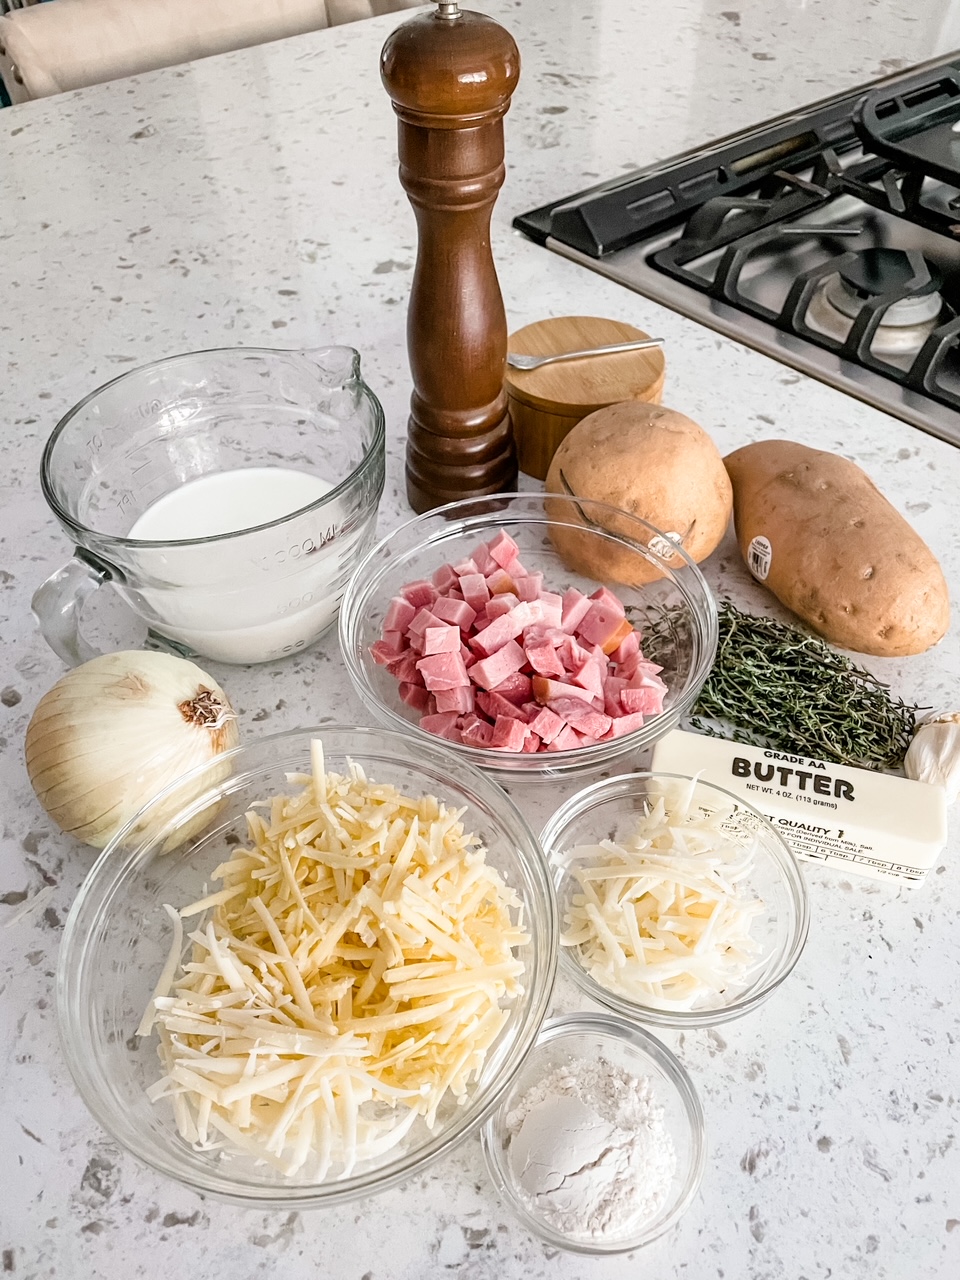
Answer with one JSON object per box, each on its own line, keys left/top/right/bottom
{"left": 513, "top": 51, "right": 960, "bottom": 445}
{"left": 648, "top": 152, "right": 960, "bottom": 415}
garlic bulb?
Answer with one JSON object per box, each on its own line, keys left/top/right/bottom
{"left": 25, "top": 651, "right": 239, "bottom": 850}
{"left": 904, "top": 711, "right": 960, "bottom": 804}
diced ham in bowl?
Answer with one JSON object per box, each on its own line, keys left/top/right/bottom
{"left": 371, "top": 530, "right": 668, "bottom": 753}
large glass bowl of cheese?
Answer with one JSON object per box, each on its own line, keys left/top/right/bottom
{"left": 540, "top": 772, "right": 809, "bottom": 1027}
{"left": 57, "top": 727, "right": 557, "bottom": 1206}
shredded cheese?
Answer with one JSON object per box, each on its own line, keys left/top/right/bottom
{"left": 559, "top": 783, "right": 765, "bottom": 1012}
{"left": 140, "top": 746, "right": 529, "bottom": 1179}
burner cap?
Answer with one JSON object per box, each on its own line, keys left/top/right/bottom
{"left": 825, "top": 247, "right": 944, "bottom": 329}
{"left": 838, "top": 248, "right": 942, "bottom": 300}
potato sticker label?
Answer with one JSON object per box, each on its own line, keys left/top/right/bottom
{"left": 747, "top": 534, "right": 772, "bottom": 581}
{"left": 648, "top": 531, "right": 683, "bottom": 561}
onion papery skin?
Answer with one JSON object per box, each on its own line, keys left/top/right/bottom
{"left": 25, "top": 651, "right": 240, "bottom": 851}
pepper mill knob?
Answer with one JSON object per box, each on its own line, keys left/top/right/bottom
{"left": 381, "top": 3, "right": 520, "bottom": 513}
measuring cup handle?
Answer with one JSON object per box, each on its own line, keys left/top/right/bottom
{"left": 32, "top": 553, "right": 110, "bottom": 667}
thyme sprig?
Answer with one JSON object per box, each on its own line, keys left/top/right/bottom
{"left": 644, "top": 601, "right": 921, "bottom": 771}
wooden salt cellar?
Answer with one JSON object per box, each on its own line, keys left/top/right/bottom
{"left": 381, "top": 1, "right": 520, "bottom": 513}
{"left": 505, "top": 316, "right": 666, "bottom": 480}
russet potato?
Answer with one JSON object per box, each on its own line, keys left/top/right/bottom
{"left": 544, "top": 401, "right": 733, "bottom": 586}
{"left": 724, "top": 439, "right": 950, "bottom": 656}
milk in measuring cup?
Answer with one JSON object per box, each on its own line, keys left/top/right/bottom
{"left": 128, "top": 467, "right": 353, "bottom": 663}
{"left": 129, "top": 468, "right": 331, "bottom": 540}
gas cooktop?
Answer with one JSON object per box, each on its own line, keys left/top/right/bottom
{"left": 515, "top": 54, "right": 960, "bottom": 448}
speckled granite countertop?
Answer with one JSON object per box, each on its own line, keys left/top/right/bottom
{"left": 2, "top": 2, "right": 960, "bottom": 1277}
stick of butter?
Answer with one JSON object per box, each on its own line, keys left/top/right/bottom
{"left": 650, "top": 729, "right": 947, "bottom": 884}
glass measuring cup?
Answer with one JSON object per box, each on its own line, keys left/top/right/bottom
{"left": 33, "top": 346, "right": 385, "bottom": 666}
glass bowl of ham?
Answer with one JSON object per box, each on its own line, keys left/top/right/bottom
{"left": 339, "top": 493, "right": 718, "bottom": 777}
{"left": 540, "top": 772, "right": 809, "bottom": 1027}
{"left": 57, "top": 727, "right": 557, "bottom": 1207}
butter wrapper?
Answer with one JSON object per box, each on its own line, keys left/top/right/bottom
{"left": 651, "top": 729, "right": 947, "bottom": 884}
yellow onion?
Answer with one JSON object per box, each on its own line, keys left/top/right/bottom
{"left": 25, "top": 651, "right": 239, "bottom": 850}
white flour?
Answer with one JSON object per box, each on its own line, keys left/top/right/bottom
{"left": 504, "top": 1056, "right": 677, "bottom": 1241}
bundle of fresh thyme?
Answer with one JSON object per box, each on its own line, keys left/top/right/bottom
{"left": 644, "top": 601, "right": 921, "bottom": 771}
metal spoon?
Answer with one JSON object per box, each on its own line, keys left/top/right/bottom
{"left": 506, "top": 337, "right": 665, "bottom": 371}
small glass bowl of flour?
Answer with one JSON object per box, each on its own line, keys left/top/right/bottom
{"left": 481, "top": 1013, "right": 705, "bottom": 1254}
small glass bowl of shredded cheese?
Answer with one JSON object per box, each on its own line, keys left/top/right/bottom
{"left": 540, "top": 772, "right": 809, "bottom": 1027}
{"left": 57, "top": 727, "right": 557, "bottom": 1206}
{"left": 481, "top": 1012, "right": 706, "bottom": 1254}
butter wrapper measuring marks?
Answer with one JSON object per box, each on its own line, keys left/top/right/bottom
{"left": 651, "top": 730, "right": 947, "bottom": 884}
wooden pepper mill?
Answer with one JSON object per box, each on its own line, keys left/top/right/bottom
{"left": 381, "top": 1, "right": 520, "bottom": 513}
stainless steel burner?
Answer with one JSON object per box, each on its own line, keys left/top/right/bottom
{"left": 826, "top": 248, "right": 943, "bottom": 325}
{"left": 808, "top": 248, "right": 944, "bottom": 357}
